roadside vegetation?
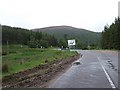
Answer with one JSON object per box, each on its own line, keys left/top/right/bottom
{"left": 2, "top": 25, "right": 100, "bottom": 50}
{"left": 2, "top": 26, "right": 78, "bottom": 78}
{"left": 101, "top": 17, "right": 120, "bottom": 50}
{"left": 2, "top": 17, "right": 119, "bottom": 78}
{"left": 2, "top": 45, "right": 77, "bottom": 77}
{"left": 2, "top": 26, "right": 58, "bottom": 48}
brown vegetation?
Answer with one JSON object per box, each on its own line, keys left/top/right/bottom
{"left": 2, "top": 54, "right": 80, "bottom": 88}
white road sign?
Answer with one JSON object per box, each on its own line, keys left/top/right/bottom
{"left": 68, "top": 40, "right": 76, "bottom": 46}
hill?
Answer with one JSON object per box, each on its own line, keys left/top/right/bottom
{"left": 2, "top": 25, "right": 58, "bottom": 48}
{"left": 32, "top": 25, "right": 101, "bottom": 46}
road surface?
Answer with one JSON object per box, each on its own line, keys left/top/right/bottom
{"left": 48, "top": 50, "right": 118, "bottom": 89}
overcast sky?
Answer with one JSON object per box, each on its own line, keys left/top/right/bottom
{"left": 0, "top": 0, "right": 119, "bottom": 32}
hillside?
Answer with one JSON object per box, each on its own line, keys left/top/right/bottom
{"left": 2, "top": 25, "right": 58, "bottom": 47}
{"left": 32, "top": 25, "right": 101, "bottom": 45}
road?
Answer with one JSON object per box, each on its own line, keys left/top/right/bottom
{"left": 48, "top": 50, "right": 119, "bottom": 89}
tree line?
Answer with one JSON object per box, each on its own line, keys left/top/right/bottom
{"left": 2, "top": 25, "right": 101, "bottom": 49}
{"left": 4, "top": 19, "right": 120, "bottom": 50}
{"left": 2, "top": 25, "right": 58, "bottom": 48}
{"left": 101, "top": 17, "right": 120, "bottom": 50}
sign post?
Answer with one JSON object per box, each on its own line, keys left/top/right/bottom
{"left": 68, "top": 39, "right": 76, "bottom": 49}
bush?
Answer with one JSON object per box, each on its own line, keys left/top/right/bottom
{"left": 55, "top": 51, "right": 62, "bottom": 55}
{"left": 2, "top": 51, "right": 7, "bottom": 55}
{"left": 2, "top": 63, "right": 9, "bottom": 72}
{"left": 45, "top": 59, "right": 49, "bottom": 63}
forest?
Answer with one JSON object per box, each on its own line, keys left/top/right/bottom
{"left": 2, "top": 17, "right": 120, "bottom": 50}
{"left": 2, "top": 25, "right": 58, "bottom": 48}
{"left": 101, "top": 17, "right": 120, "bottom": 50}
{"left": 2, "top": 25, "right": 96, "bottom": 49}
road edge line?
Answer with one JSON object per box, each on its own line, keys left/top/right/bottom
{"left": 98, "top": 57, "right": 116, "bottom": 89}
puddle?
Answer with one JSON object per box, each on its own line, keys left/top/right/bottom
{"left": 72, "top": 62, "right": 81, "bottom": 66}
{"left": 107, "top": 62, "right": 115, "bottom": 69}
{"left": 114, "top": 69, "right": 117, "bottom": 71}
{"left": 107, "top": 60, "right": 112, "bottom": 62}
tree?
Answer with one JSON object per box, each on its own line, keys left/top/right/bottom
{"left": 28, "top": 35, "right": 36, "bottom": 48}
{"left": 2, "top": 25, "right": 59, "bottom": 48}
{"left": 101, "top": 17, "right": 120, "bottom": 50}
{"left": 59, "top": 39, "right": 67, "bottom": 48}
{"left": 48, "top": 35, "right": 58, "bottom": 46}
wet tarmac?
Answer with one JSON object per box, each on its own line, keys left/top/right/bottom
{"left": 48, "top": 50, "right": 118, "bottom": 88}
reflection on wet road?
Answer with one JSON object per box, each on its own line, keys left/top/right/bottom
{"left": 48, "top": 50, "right": 118, "bottom": 88}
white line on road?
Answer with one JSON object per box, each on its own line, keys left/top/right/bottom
{"left": 98, "top": 57, "right": 116, "bottom": 89}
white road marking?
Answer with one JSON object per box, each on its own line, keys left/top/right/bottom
{"left": 98, "top": 57, "right": 116, "bottom": 88}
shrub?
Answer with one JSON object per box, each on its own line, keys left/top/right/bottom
{"left": 2, "top": 50, "right": 7, "bottom": 55}
{"left": 45, "top": 59, "right": 49, "bottom": 63}
{"left": 2, "top": 63, "right": 9, "bottom": 72}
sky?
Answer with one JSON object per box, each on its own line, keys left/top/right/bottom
{"left": 0, "top": 0, "right": 119, "bottom": 32}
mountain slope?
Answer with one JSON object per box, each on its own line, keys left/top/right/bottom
{"left": 32, "top": 25, "right": 101, "bottom": 45}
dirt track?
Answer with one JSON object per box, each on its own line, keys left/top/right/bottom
{"left": 2, "top": 54, "right": 80, "bottom": 88}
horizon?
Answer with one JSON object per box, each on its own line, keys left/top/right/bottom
{"left": 2, "top": 24, "right": 102, "bottom": 33}
{"left": 0, "top": 0, "right": 119, "bottom": 32}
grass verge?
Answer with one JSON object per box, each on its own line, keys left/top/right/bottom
{"left": 2, "top": 45, "right": 77, "bottom": 77}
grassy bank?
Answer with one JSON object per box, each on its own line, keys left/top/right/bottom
{"left": 2, "top": 45, "right": 77, "bottom": 77}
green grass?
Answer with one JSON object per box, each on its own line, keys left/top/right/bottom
{"left": 2, "top": 45, "right": 77, "bottom": 77}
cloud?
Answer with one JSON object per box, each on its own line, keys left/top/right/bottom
{"left": 0, "top": 0, "right": 119, "bottom": 32}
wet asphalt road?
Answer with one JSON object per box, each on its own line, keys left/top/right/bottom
{"left": 48, "top": 50, "right": 118, "bottom": 88}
